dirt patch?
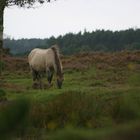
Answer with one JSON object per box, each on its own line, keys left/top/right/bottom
{"left": 0, "top": 81, "right": 25, "bottom": 92}
{"left": 32, "top": 82, "right": 53, "bottom": 89}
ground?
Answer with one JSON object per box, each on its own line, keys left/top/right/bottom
{"left": 0, "top": 51, "right": 140, "bottom": 139}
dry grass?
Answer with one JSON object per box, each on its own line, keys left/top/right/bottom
{"left": 2, "top": 51, "right": 140, "bottom": 72}
{"left": 0, "top": 51, "right": 140, "bottom": 139}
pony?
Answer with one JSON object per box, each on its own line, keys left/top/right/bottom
{"left": 28, "top": 45, "right": 64, "bottom": 89}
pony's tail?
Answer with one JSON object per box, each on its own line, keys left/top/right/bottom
{"left": 51, "top": 44, "right": 60, "bottom": 56}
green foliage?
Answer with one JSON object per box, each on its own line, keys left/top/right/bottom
{"left": 4, "top": 38, "right": 48, "bottom": 55}
{"left": 125, "top": 42, "right": 140, "bottom": 50}
{"left": 4, "top": 28, "right": 140, "bottom": 55}
{"left": 30, "top": 91, "right": 106, "bottom": 129}
{"left": 0, "top": 98, "right": 30, "bottom": 139}
{"left": 0, "top": 89, "right": 6, "bottom": 97}
{"left": 0, "top": 61, "right": 5, "bottom": 72}
{"left": 110, "top": 90, "right": 140, "bottom": 123}
{"left": 0, "top": 89, "right": 6, "bottom": 101}
{"left": 128, "top": 73, "right": 140, "bottom": 87}
{"left": 48, "top": 123, "right": 140, "bottom": 140}
{"left": 2, "top": 53, "right": 140, "bottom": 139}
{"left": 28, "top": 88, "right": 140, "bottom": 133}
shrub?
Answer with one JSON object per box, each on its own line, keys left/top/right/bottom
{"left": 0, "top": 89, "right": 6, "bottom": 101}
{"left": 30, "top": 91, "right": 111, "bottom": 130}
{"left": 0, "top": 61, "right": 5, "bottom": 72}
{"left": 128, "top": 73, "right": 140, "bottom": 87}
{"left": 0, "top": 98, "right": 30, "bottom": 139}
{"left": 109, "top": 89, "right": 140, "bottom": 123}
{"left": 0, "top": 89, "right": 6, "bottom": 97}
{"left": 30, "top": 89, "right": 140, "bottom": 131}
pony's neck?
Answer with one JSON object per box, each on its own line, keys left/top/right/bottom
{"left": 51, "top": 46, "right": 62, "bottom": 76}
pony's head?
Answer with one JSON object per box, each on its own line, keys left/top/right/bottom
{"left": 51, "top": 45, "right": 64, "bottom": 89}
{"left": 56, "top": 72, "right": 64, "bottom": 89}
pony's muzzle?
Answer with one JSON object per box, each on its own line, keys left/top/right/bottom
{"left": 57, "top": 79, "right": 63, "bottom": 89}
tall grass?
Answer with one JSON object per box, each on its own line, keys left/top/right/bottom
{"left": 29, "top": 88, "right": 140, "bottom": 131}
{"left": 2, "top": 51, "right": 140, "bottom": 139}
{"left": 0, "top": 98, "right": 30, "bottom": 139}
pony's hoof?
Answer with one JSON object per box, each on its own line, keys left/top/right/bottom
{"left": 48, "top": 83, "right": 53, "bottom": 88}
{"left": 32, "top": 83, "right": 40, "bottom": 89}
{"left": 44, "top": 83, "right": 53, "bottom": 89}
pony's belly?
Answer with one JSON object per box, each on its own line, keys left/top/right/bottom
{"left": 31, "top": 64, "right": 46, "bottom": 72}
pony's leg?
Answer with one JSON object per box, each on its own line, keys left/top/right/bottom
{"left": 32, "top": 70, "right": 37, "bottom": 82}
{"left": 48, "top": 71, "right": 54, "bottom": 84}
{"left": 31, "top": 69, "right": 39, "bottom": 89}
{"left": 36, "top": 72, "right": 43, "bottom": 89}
{"left": 47, "top": 69, "right": 54, "bottom": 87}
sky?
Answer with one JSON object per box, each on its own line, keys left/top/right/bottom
{"left": 4, "top": 0, "right": 140, "bottom": 39}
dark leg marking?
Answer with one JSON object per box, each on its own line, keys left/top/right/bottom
{"left": 32, "top": 69, "right": 38, "bottom": 81}
{"left": 31, "top": 68, "right": 42, "bottom": 89}
{"left": 47, "top": 71, "right": 54, "bottom": 84}
{"left": 46, "top": 68, "right": 54, "bottom": 88}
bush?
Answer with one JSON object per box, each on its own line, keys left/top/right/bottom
{"left": 0, "top": 61, "right": 5, "bottom": 72}
{"left": 128, "top": 73, "right": 140, "bottom": 87}
{"left": 30, "top": 89, "right": 140, "bottom": 131}
{"left": 0, "top": 89, "right": 6, "bottom": 101}
{"left": 0, "top": 89, "right": 6, "bottom": 97}
{"left": 30, "top": 91, "right": 106, "bottom": 130}
{"left": 110, "top": 94, "right": 140, "bottom": 123}
{"left": 48, "top": 123, "right": 140, "bottom": 140}
{"left": 0, "top": 98, "right": 30, "bottom": 139}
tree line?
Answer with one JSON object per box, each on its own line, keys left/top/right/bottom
{"left": 4, "top": 28, "right": 140, "bottom": 56}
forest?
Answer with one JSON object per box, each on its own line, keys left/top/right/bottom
{"left": 4, "top": 28, "right": 140, "bottom": 56}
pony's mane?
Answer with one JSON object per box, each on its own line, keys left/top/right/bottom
{"left": 51, "top": 45, "right": 60, "bottom": 55}
{"left": 51, "top": 45, "right": 62, "bottom": 76}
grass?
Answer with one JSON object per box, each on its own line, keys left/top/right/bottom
{"left": 47, "top": 122, "right": 140, "bottom": 140}
{"left": 1, "top": 52, "right": 140, "bottom": 139}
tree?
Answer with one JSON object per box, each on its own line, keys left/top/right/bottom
{"left": 0, "top": 0, "right": 55, "bottom": 75}
{"left": 0, "top": 0, "right": 55, "bottom": 49}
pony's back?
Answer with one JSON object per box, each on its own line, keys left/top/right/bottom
{"left": 28, "top": 48, "right": 55, "bottom": 71}
{"left": 28, "top": 45, "right": 62, "bottom": 72}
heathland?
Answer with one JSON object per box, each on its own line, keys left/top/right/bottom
{"left": 0, "top": 51, "right": 140, "bottom": 139}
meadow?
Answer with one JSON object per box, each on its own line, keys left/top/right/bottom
{"left": 0, "top": 51, "right": 140, "bottom": 139}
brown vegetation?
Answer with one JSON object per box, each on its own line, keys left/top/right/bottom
{"left": 2, "top": 51, "right": 140, "bottom": 73}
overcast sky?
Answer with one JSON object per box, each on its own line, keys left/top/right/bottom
{"left": 4, "top": 0, "right": 140, "bottom": 39}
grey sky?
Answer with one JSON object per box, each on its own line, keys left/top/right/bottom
{"left": 4, "top": 0, "right": 140, "bottom": 39}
